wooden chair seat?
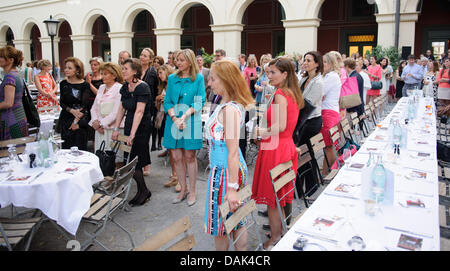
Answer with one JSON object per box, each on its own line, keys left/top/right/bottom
{"left": 323, "top": 169, "right": 339, "bottom": 183}
{"left": 83, "top": 193, "right": 124, "bottom": 221}
{"left": 134, "top": 216, "right": 195, "bottom": 251}
{"left": 0, "top": 217, "right": 41, "bottom": 249}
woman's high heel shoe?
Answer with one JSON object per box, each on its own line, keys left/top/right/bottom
{"left": 132, "top": 191, "right": 152, "bottom": 206}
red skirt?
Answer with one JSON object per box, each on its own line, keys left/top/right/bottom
{"left": 320, "top": 109, "right": 341, "bottom": 146}
{"left": 367, "top": 89, "right": 380, "bottom": 96}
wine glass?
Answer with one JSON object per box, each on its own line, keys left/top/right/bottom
{"left": 342, "top": 148, "right": 352, "bottom": 168}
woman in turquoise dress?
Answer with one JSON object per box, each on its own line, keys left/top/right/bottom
{"left": 204, "top": 60, "right": 254, "bottom": 251}
{"left": 163, "top": 49, "right": 205, "bottom": 206}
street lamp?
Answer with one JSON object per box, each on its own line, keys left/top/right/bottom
{"left": 43, "top": 15, "right": 59, "bottom": 78}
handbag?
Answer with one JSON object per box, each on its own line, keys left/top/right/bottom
{"left": 95, "top": 140, "right": 121, "bottom": 177}
{"left": 293, "top": 98, "right": 315, "bottom": 146}
{"left": 22, "top": 80, "right": 41, "bottom": 127}
{"left": 339, "top": 76, "right": 362, "bottom": 109}
{"left": 154, "top": 111, "right": 165, "bottom": 129}
{"left": 370, "top": 80, "right": 383, "bottom": 90}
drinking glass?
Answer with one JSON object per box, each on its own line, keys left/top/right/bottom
{"left": 342, "top": 148, "right": 352, "bottom": 168}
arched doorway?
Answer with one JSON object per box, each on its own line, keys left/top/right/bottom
{"left": 241, "top": 0, "right": 285, "bottom": 60}
{"left": 30, "top": 24, "right": 42, "bottom": 61}
{"left": 91, "top": 16, "right": 111, "bottom": 61}
{"left": 58, "top": 21, "right": 73, "bottom": 66}
{"left": 132, "top": 10, "right": 157, "bottom": 57}
{"left": 317, "top": 0, "right": 377, "bottom": 57}
{"left": 180, "top": 4, "right": 213, "bottom": 55}
{"left": 6, "top": 27, "right": 14, "bottom": 46}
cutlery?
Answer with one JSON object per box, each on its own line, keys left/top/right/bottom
{"left": 384, "top": 226, "right": 433, "bottom": 239}
{"left": 68, "top": 161, "right": 91, "bottom": 164}
{"left": 294, "top": 230, "right": 339, "bottom": 245}
{"left": 324, "top": 192, "right": 359, "bottom": 201}
{"left": 28, "top": 171, "right": 44, "bottom": 184}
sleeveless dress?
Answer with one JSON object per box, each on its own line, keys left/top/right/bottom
{"left": 36, "top": 73, "right": 59, "bottom": 110}
{"left": 204, "top": 102, "right": 248, "bottom": 237}
{"left": 252, "top": 89, "right": 300, "bottom": 209}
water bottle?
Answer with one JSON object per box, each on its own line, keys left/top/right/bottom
{"left": 392, "top": 120, "right": 402, "bottom": 146}
{"left": 366, "top": 152, "right": 374, "bottom": 167}
{"left": 371, "top": 154, "right": 386, "bottom": 203}
{"left": 408, "top": 99, "right": 415, "bottom": 120}
{"left": 38, "top": 131, "right": 49, "bottom": 162}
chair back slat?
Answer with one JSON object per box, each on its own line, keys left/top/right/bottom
{"left": 329, "top": 125, "right": 340, "bottom": 143}
{"left": 0, "top": 136, "right": 36, "bottom": 148}
{"left": 340, "top": 118, "right": 351, "bottom": 135}
{"left": 310, "top": 133, "right": 326, "bottom": 154}
{"left": 222, "top": 199, "right": 257, "bottom": 235}
{"left": 134, "top": 216, "right": 192, "bottom": 251}
{"left": 167, "top": 234, "right": 196, "bottom": 251}
{"left": 219, "top": 185, "right": 252, "bottom": 216}
{"left": 350, "top": 112, "right": 358, "bottom": 120}
{"left": 269, "top": 160, "right": 293, "bottom": 181}
{"left": 298, "top": 144, "right": 312, "bottom": 168}
{"left": 272, "top": 170, "right": 296, "bottom": 193}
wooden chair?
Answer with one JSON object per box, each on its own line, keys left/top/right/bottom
{"left": 37, "top": 105, "right": 59, "bottom": 114}
{"left": 0, "top": 217, "right": 43, "bottom": 251}
{"left": 134, "top": 216, "right": 195, "bottom": 251}
{"left": 349, "top": 112, "right": 365, "bottom": 144}
{"left": 296, "top": 144, "right": 318, "bottom": 208}
{"left": 269, "top": 160, "right": 304, "bottom": 233}
{"left": 322, "top": 125, "right": 344, "bottom": 184}
{"left": 439, "top": 161, "right": 450, "bottom": 239}
{"left": 0, "top": 136, "right": 36, "bottom": 158}
{"left": 339, "top": 118, "right": 354, "bottom": 143}
{"left": 80, "top": 156, "right": 138, "bottom": 251}
{"left": 218, "top": 185, "right": 264, "bottom": 251}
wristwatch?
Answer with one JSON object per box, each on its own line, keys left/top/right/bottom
{"left": 113, "top": 127, "right": 119, "bottom": 132}
{"left": 227, "top": 182, "right": 239, "bottom": 190}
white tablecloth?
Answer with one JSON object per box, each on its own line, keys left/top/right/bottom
{"left": 0, "top": 150, "right": 104, "bottom": 235}
{"left": 273, "top": 97, "right": 440, "bottom": 251}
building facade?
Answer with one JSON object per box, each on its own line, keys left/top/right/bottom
{"left": 0, "top": 0, "right": 448, "bottom": 68}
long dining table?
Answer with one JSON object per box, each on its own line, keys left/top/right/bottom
{"left": 273, "top": 96, "right": 440, "bottom": 251}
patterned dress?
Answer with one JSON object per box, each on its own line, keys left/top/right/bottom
{"left": 204, "top": 102, "right": 248, "bottom": 237}
{"left": 36, "top": 73, "right": 59, "bottom": 110}
{"left": 0, "top": 72, "right": 28, "bottom": 140}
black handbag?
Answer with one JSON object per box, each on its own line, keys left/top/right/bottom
{"left": 371, "top": 80, "right": 383, "bottom": 90}
{"left": 95, "top": 140, "right": 120, "bottom": 177}
{"left": 293, "top": 98, "right": 315, "bottom": 146}
{"left": 22, "top": 81, "right": 41, "bottom": 127}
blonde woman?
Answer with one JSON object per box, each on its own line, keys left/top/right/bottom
{"left": 255, "top": 54, "right": 273, "bottom": 105}
{"left": 34, "top": 59, "right": 59, "bottom": 111}
{"left": 86, "top": 56, "right": 103, "bottom": 96}
{"left": 320, "top": 52, "right": 341, "bottom": 174}
{"left": 163, "top": 49, "right": 206, "bottom": 206}
{"left": 205, "top": 60, "right": 254, "bottom": 250}
{"left": 89, "top": 62, "right": 124, "bottom": 161}
{"left": 243, "top": 54, "right": 259, "bottom": 96}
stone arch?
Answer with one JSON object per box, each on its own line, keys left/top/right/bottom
{"left": 231, "top": 0, "right": 291, "bottom": 25}
{"left": 0, "top": 22, "right": 15, "bottom": 44}
{"left": 171, "top": 0, "right": 217, "bottom": 28}
{"left": 80, "top": 8, "right": 112, "bottom": 35}
{"left": 121, "top": 2, "right": 159, "bottom": 32}
{"left": 53, "top": 13, "right": 74, "bottom": 34}
{"left": 21, "top": 17, "right": 44, "bottom": 40}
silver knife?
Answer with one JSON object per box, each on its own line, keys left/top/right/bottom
{"left": 29, "top": 171, "right": 44, "bottom": 184}
{"left": 384, "top": 226, "right": 433, "bottom": 239}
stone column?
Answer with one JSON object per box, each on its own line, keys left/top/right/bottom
{"left": 283, "top": 19, "right": 321, "bottom": 55}
{"left": 70, "top": 34, "right": 93, "bottom": 69}
{"left": 39, "top": 37, "right": 60, "bottom": 64}
{"left": 108, "top": 31, "right": 134, "bottom": 64}
{"left": 13, "top": 39, "right": 32, "bottom": 64}
{"left": 376, "top": 12, "right": 419, "bottom": 52}
{"left": 210, "top": 24, "right": 244, "bottom": 60}
{"left": 154, "top": 28, "right": 183, "bottom": 61}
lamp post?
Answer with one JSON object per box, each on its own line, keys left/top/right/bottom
{"left": 43, "top": 15, "right": 59, "bottom": 78}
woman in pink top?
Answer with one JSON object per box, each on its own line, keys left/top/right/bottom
{"left": 243, "top": 54, "right": 258, "bottom": 97}
{"left": 365, "top": 56, "right": 382, "bottom": 105}
{"left": 34, "top": 59, "right": 58, "bottom": 111}
{"left": 437, "top": 58, "right": 450, "bottom": 105}
{"left": 89, "top": 62, "right": 123, "bottom": 158}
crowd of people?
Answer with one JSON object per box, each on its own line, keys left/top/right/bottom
{"left": 1, "top": 43, "right": 450, "bottom": 251}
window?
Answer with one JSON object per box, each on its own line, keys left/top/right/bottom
{"left": 432, "top": 41, "right": 445, "bottom": 60}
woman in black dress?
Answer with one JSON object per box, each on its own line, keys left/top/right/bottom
{"left": 58, "top": 57, "right": 91, "bottom": 150}
{"left": 85, "top": 57, "right": 104, "bottom": 145}
{"left": 112, "top": 58, "right": 152, "bottom": 206}
{"left": 395, "top": 60, "right": 407, "bottom": 101}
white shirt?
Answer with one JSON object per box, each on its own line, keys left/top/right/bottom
{"left": 321, "top": 71, "right": 341, "bottom": 113}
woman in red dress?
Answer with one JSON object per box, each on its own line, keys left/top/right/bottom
{"left": 252, "top": 57, "right": 305, "bottom": 250}
{"left": 365, "top": 55, "right": 382, "bottom": 105}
